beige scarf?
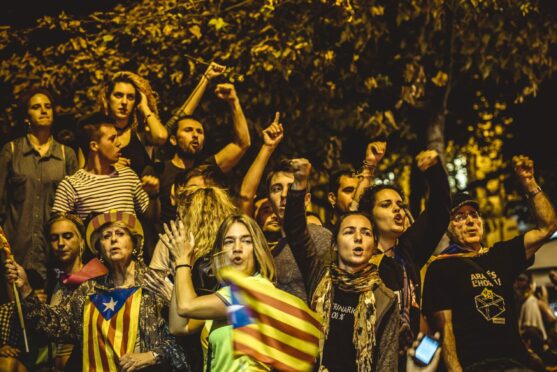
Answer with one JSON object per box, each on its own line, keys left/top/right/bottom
{"left": 312, "top": 264, "right": 381, "bottom": 371}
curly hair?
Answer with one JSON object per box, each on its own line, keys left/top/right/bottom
{"left": 176, "top": 186, "right": 237, "bottom": 261}
{"left": 97, "top": 71, "right": 159, "bottom": 133}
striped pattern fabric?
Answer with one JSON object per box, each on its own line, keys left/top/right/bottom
{"left": 220, "top": 268, "right": 322, "bottom": 372}
{"left": 82, "top": 288, "right": 142, "bottom": 372}
{"left": 52, "top": 168, "right": 149, "bottom": 220}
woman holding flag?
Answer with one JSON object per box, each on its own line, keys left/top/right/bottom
{"left": 4, "top": 211, "right": 188, "bottom": 371}
{"left": 163, "top": 214, "right": 279, "bottom": 371}
{"left": 284, "top": 158, "right": 401, "bottom": 371}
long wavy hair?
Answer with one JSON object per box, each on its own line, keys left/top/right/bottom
{"left": 97, "top": 71, "right": 159, "bottom": 133}
{"left": 176, "top": 186, "right": 237, "bottom": 261}
{"left": 211, "top": 214, "right": 276, "bottom": 283}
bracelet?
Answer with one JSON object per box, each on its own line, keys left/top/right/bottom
{"left": 526, "top": 185, "right": 542, "bottom": 199}
{"left": 175, "top": 263, "right": 192, "bottom": 270}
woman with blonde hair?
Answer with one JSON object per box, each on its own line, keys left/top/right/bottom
{"left": 162, "top": 214, "right": 276, "bottom": 371}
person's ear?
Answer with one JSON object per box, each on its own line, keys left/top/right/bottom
{"left": 90, "top": 140, "right": 99, "bottom": 153}
{"left": 304, "top": 192, "right": 312, "bottom": 209}
{"left": 169, "top": 134, "right": 177, "bottom": 147}
{"left": 328, "top": 192, "right": 336, "bottom": 209}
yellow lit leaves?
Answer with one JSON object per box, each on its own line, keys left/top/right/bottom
{"left": 208, "top": 18, "right": 228, "bottom": 31}
{"left": 431, "top": 71, "right": 448, "bottom": 87}
{"left": 189, "top": 25, "right": 202, "bottom": 39}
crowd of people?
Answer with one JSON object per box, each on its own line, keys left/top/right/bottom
{"left": 1, "top": 63, "right": 556, "bottom": 371}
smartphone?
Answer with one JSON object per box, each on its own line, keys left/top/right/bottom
{"left": 414, "top": 335, "right": 440, "bottom": 366}
{"left": 550, "top": 301, "right": 557, "bottom": 317}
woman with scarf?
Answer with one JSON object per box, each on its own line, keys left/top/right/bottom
{"left": 284, "top": 158, "right": 400, "bottom": 371}
{"left": 4, "top": 211, "right": 188, "bottom": 371}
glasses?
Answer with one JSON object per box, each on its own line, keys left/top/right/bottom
{"left": 452, "top": 210, "right": 480, "bottom": 223}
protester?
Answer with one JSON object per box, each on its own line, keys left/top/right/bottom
{"left": 358, "top": 149, "right": 450, "bottom": 348}
{"left": 52, "top": 112, "right": 159, "bottom": 221}
{"left": 4, "top": 211, "right": 188, "bottom": 371}
{"left": 163, "top": 214, "right": 275, "bottom": 371}
{"left": 0, "top": 88, "right": 77, "bottom": 288}
{"left": 422, "top": 155, "right": 557, "bottom": 370}
{"left": 265, "top": 159, "right": 331, "bottom": 302}
{"left": 158, "top": 68, "right": 251, "bottom": 225}
{"left": 284, "top": 158, "right": 400, "bottom": 371}
{"left": 92, "top": 71, "right": 166, "bottom": 175}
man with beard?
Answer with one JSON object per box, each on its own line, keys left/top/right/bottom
{"left": 157, "top": 82, "right": 251, "bottom": 224}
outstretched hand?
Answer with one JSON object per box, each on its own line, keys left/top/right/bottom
{"left": 406, "top": 332, "right": 442, "bottom": 372}
{"left": 415, "top": 150, "right": 439, "bottom": 172}
{"left": 262, "top": 112, "right": 284, "bottom": 149}
{"left": 159, "top": 220, "right": 195, "bottom": 264}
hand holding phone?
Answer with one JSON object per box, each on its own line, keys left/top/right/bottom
{"left": 406, "top": 332, "right": 441, "bottom": 372}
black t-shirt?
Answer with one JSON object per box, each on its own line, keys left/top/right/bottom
{"left": 322, "top": 287, "right": 358, "bottom": 372}
{"left": 156, "top": 156, "right": 220, "bottom": 224}
{"left": 422, "top": 235, "right": 533, "bottom": 368}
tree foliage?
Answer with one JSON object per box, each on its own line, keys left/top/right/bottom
{"left": 0, "top": 0, "right": 555, "bottom": 186}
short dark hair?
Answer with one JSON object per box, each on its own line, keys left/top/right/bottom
{"left": 18, "top": 87, "right": 56, "bottom": 122}
{"left": 172, "top": 114, "right": 204, "bottom": 136}
{"left": 76, "top": 112, "right": 116, "bottom": 156}
{"left": 358, "top": 184, "right": 406, "bottom": 214}
{"left": 265, "top": 159, "right": 295, "bottom": 197}
{"left": 328, "top": 169, "right": 356, "bottom": 195}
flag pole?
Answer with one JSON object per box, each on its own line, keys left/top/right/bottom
{"left": 0, "top": 227, "right": 30, "bottom": 353}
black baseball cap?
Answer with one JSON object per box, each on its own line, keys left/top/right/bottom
{"left": 451, "top": 192, "right": 480, "bottom": 214}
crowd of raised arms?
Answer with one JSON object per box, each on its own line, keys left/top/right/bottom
{"left": 1, "top": 62, "right": 557, "bottom": 372}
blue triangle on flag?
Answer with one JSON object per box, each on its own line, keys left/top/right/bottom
{"left": 90, "top": 287, "right": 138, "bottom": 320}
{"left": 227, "top": 284, "right": 252, "bottom": 329}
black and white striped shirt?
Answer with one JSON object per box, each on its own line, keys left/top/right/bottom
{"left": 52, "top": 167, "right": 149, "bottom": 221}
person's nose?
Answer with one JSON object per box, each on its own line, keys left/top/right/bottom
{"left": 232, "top": 239, "right": 242, "bottom": 253}
{"left": 354, "top": 230, "right": 362, "bottom": 243}
{"left": 57, "top": 236, "right": 65, "bottom": 247}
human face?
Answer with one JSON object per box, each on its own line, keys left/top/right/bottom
{"left": 174, "top": 119, "right": 205, "bottom": 156}
{"left": 255, "top": 199, "right": 280, "bottom": 233}
{"left": 99, "top": 225, "right": 134, "bottom": 265}
{"left": 336, "top": 214, "right": 375, "bottom": 273}
{"left": 109, "top": 82, "right": 136, "bottom": 122}
{"left": 372, "top": 188, "right": 407, "bottom": 239}
{"left": 49, "top": 220, "right": 82, "bottom": 265}
{"left": 268, "top": 171, "right": 294, "bottom": 221}
{"left": 448, "top": 205, "right": 483, "bottom": 250}
{"left": 27, "top": 93, "right": 53, "bottom": 128}
{"left": 221, "top": 222, "right": 255, "bottom": 275}
{"left": 334, "top": 175, "right": 359, "bottom": 213}
{"left": 95, "top": 124, "right": 121, "bottom": 164}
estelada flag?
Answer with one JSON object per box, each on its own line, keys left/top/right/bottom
{"left": 83, "top": 287, "right": 142, "bottom": 371}
{"left": 220, "top": 268, "right": 322, "bottom": 372}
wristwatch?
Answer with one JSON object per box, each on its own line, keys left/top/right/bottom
{"left": 526, "top": 185, "right": 542, "bottom": 199}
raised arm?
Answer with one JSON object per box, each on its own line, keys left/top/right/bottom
{"left": 284, "top": 159, "right": 326, "bottom": 297}
{"left": 400, "top": 150, "right": 451, "bottom": 268}
{"left": 165, "top": 62, "right": 226, "bottom": 133}
{"left": 239, "top": 113, "right": 284, "bottom": 216}
{"left": 213, "top": 83, "right": 252, "bottom": 173}
{"left": 513, "top": 155, "right": 557, "bottom": 259}
{"left": 137, "top": 90, "right": 168, "bottom": 145}
{"left": 349, "top": 140, "right": 386, "bottom": 211}
{"left": 159, "top": 221, "right": 227, "bottom": 319}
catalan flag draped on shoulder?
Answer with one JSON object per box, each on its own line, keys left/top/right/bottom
{"left": 220, "top": 268, "right": 323, "bottom": 372}
{"left": 83, "top": 287, "right": 142, "bottom": 372}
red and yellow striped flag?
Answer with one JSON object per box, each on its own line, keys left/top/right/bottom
{"left": 220, "top": 268, "right": 322, "bottom": 372}
{"left": 82, "top": 287, "right": 142, "bottom": 371}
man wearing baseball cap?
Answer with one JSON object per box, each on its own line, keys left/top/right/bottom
{"left": 422, "top": 155, "right": 557, "bottom": 371}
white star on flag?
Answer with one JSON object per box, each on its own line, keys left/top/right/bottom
{"left": 102, "top": 297, "right": 118, "bottom": 313}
